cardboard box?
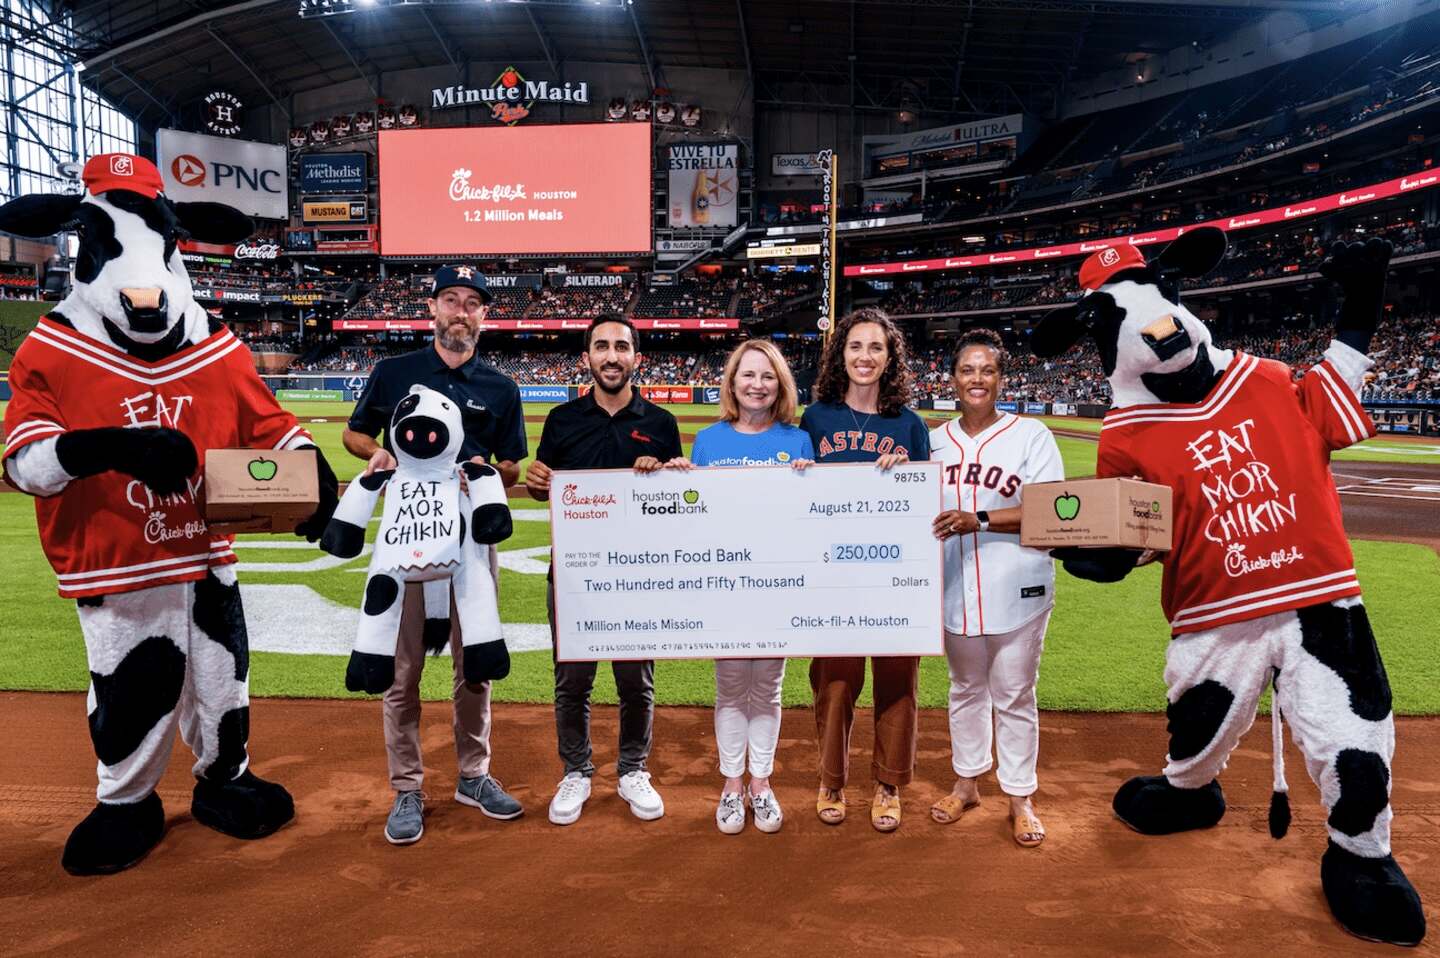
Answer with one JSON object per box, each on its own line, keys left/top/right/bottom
{"left": 1020, "top": 478, "right": 1173, "bottom": 551}
{"left": 203, "top": 448, "right": 319, "bottom": 534}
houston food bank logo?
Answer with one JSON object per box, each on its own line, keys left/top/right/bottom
{"left": 431, "top": 66, "right": 591, "bottom": 125}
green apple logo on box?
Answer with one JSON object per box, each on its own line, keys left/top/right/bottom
{"left": 1054, "top": 492, "right": 1081, "bottom": 521}
{"left": 248, "top": 457, "right": 278, "bottom": 481}
{"left": 682, "top": 489, "right": 700, "bottom": 505}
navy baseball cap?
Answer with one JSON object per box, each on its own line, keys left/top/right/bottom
{"left": 430, "top": 264, "right": 492, "bottom": 303}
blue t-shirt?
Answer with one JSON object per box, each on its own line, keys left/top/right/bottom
{"left": 798, "top": 401, "right": 931, "bottom": 463}
{"left": 691, "top": 420, "right": 814, "bottom": 467}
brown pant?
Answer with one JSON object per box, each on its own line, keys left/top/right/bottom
{"left": 811, "top": 656, "right": 920, "bottom": 789}
{"left": 383, "top": 582, "right": 492, "bottom": 792}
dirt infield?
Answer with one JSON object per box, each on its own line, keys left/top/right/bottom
{"left": 1332, "top": 462, "right": 1440, "bottom": 553}
{"left": 2, "top": 692, "right": 1436, "bottom": 956}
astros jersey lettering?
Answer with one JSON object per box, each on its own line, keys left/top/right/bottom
{"left": 799, "top": 401, "right": 931, "bottom": 463}
{"left": 2, "top": 317, "right": 312, "bottom": 598}
{"left": 1097, "top": 346, "right": 1374, "bottom": 634}
{"left": 931, "top": 413, "right": 1064, "bottom": 635}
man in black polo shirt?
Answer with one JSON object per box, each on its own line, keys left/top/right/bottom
{"left": 342, "top": 265, "right": 527, "bottom": 846}
{"left": 525, "top": 313, "right": 682, "bottom": 826}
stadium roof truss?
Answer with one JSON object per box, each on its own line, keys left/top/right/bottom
{"left": 60, "top": 0, "right": 1350, "bottom": 128}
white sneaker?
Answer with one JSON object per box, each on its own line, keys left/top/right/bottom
{"left": 617, "top": 770, "right": 665, "bottom": 821}
{"left": 715, "top": 792, "right": 746, "bottom": 835}
{"left": 750, "top": 789, "right": 784, "bottom": 834}
{"left": 548, "top": 772, "right": 591, "bottom": 826}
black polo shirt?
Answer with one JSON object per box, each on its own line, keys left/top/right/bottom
{"left": 535, "top": 388, "right": 683, "bottom": 471}
{"left": 348, "top": 346, "right": 527, "bottom": 464}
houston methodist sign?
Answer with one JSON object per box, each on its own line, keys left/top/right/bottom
{"left": 157, "top": 128, "right": 288, "bottom": 220}
{"left": 843, "top": 167, "right": 1440, "bottom": 277}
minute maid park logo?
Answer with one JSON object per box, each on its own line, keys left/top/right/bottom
{"left": 633, "top": 488, "right": 707, "bottom": 516}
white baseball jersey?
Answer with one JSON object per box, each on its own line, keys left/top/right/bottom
{"left": 930, "top": 413, "right": 1064, "bottom": 636}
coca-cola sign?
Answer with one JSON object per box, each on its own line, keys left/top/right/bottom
{"left": 235, "top": 242, "right": 281, "bottom": 260}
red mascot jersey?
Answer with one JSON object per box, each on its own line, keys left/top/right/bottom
{"left": 1098, "top": 351, "right": 1374, "bottom": 634}
{"left": 2, "top": 317, "right": 312, "bottom": 598}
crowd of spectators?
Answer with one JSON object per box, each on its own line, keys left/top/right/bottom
{"left": 631, "top": 277, "right": 739, "bottom": 319}
{"left": 529, "top": 284, "right": 631, "bottom": 318}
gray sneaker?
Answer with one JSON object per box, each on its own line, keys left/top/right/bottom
{"left": 455, "top": 775, "right": 523, "bottom": 820}
{"left": 384, "top": 790, "right": 424, "bottom": 846}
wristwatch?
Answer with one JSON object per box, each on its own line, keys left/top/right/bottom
{"left": 976, "top": 510, "right": 991, "bottom": 533}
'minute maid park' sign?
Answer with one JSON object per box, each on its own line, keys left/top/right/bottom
{"left": 431, "top": 65, "right": 591, "bottom": 125}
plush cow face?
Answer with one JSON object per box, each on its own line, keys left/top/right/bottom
{"left": 391, "top": 385, "right": 464, "bottom": 467}
{"left": 0, "top": 186, "right": 252, "bottom": 349}
{"left": 1032, "top": 227, "right": 1232, "bottom": 408}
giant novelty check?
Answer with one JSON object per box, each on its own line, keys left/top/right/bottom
{"left": 549, "top": 463, "right": 943, "bottom": 661}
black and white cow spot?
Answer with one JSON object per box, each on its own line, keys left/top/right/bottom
{"left": 202, "top": 705, "right": 251, "bottom": 783}
{"left": 1298, "top": 603, "right": 1392, "bottom": 722}
{"left": 88, "top": 636, "right": 186, "bottom": 767}
{"left": 194, "top": 570, "right": 249, "bottom": 682}
{"left": 364, "top": 575, "right": 401, "bottom": 616}
{"left": 1166, "top": 679, "right": 1235, "bottom": 762}
{"left": 1328, "top": 748, "right": 1391, "bottom": 837}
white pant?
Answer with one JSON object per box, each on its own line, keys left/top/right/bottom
{"left": 714, "top": 658, "right": 786, "bottom": 778}
{"left": 77, "top": 565, "right": 252, "bottom": 804}
{"left": 943, "top": 610, "right": 1051, "bottom": 797}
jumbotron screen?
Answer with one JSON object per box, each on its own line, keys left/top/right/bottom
{"left": 377, "top": 123, "right": 652, "bottom": 256}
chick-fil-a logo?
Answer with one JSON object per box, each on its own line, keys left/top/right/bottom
{"left": 448, "top": 169, "right": 528, "bottom": 203}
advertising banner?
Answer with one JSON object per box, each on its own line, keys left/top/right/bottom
{"left": 520, "top": 385, "right": 572, "bottom": 403}
{"left": 1023, "top": 402, "right": 1049, "bottom": 414}
{"left": 548, "top": 464, "right": 944, "bottom": 661}
{"left": 377, "top": 124, "right": 652, "bottom": 255}
{"left": 298, "top": 153, "right": 368, "bottom": 193}
{"left": 844, "top": 166, "right": 1440, "bottom": 277}
{"left": 747, "top": 241, "right": 821, "bottom": 259}
{"left": 771, "top": 153, "right": 825, "bottom": 177}
{"left": 157, "top": 128, "right": 287, "bottom": 219}
{"left": 667, "top": 143, "right": 739, "bottom": 228}
{"left": 933, "top": 398, "right": 957, "bottom": 411}
{"left": 302, "top": 198, "right": 368, "bottom": 224}
{"left": 487, "top": 273, "right": 545, "bottom": 291}
{"left": 276, "top": 389, "right": 344, "bottom": 401}
{"left": 559, "top": 273, "right": 627, "bottom": 288}
{"left": 335, "top": 318, "right": 736, "bottom": 332}
{"left": 698, "top": 386, "right": 721, "bottom": 405}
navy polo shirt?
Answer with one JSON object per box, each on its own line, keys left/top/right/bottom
{"left": 535, "top": 388, "right": 683, "bottom": 471}
{"left": 348, "top": 346, "right": 527, "bottom": 464}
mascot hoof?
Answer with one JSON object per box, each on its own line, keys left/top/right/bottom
{"left": 191, "top": 770, "right": 294, "bottom": 840}
{"left": 470, "top": 503, "right": 513, "bottom": 545}
{"left": 345, "top": 650, "right": 396, "bottom": 694}
{"left": 463, "top": 639, "right": 511, "bottom": 684}
{"left": 1112, "top": 775, "right": 1225, "bottom": 834}
{"left": 1322, "top": 841, "right": 1426, "bottom": 946}
{"left": 62, "top": 792, "right": 165, "bottom": 876}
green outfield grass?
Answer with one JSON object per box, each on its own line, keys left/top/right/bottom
{"left": 2, "top": 460, "right": 1436, "bottom": 713}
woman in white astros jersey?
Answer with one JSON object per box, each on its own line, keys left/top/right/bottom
{"left": 929, "top": 328, "right": 1064, "bottom": 847}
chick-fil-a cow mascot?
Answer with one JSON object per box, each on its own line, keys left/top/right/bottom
{"left": 1032, "top": 226, "right": 1424, "bottom": 945}
{"left": 321, "top": 384, "right": 513, "bottom": 694}
{"left": 0, "top": 154, "right": 339, "bottom": 875}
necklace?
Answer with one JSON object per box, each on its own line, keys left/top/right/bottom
{"left": 847, "top": 402, "right": 874, "bottom": 436}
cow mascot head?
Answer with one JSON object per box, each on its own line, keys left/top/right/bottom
{"left": 0, "top": 154, "right": 338, "bottom": 877}
{"left": 1031, "top": 225, "right": 1425, "bottom": 946}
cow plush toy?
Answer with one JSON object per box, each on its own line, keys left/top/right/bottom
{"left": 321, "top": 384, "right": 513, "bottom": 694}
{"left": 0, "top": 154, "right": 339, "bottom": 875}
{"left": 1032, "top": 226, "right": 1424, "bottom": 945}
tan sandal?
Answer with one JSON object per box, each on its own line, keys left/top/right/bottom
{"left": 1010, "top": 807, "right": 1045, "bottom": 847}
{"left": 816, "top": 787, "right": 846, "bottom": 826}
{"left": 930, "top": 793, "right": 979, "bottom": 825}
{"left": 871, "top": 787, "right": 901, "bottom": 833}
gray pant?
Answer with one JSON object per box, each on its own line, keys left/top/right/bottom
{"left": 548, "top": 576, "right": 654, "bottom": 778}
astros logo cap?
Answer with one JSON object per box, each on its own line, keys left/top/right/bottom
{"left": 82, "top": 153, "right": 164, "bottom": 199}
{"left": 1079, "top": 243, "right": 1146, "bottom": 291}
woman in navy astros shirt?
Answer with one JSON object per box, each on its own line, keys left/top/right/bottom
{"left": 798, "top": 307, "right": 931, "bottom": 832}
{"left": 670, "top": 339, "right": 813, "bottom": 835}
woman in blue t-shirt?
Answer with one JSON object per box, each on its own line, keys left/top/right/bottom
{"left": 671, "top": 339, "right": 813, "bottom": 835}
{"left": 798, "top": 307, "right": 931, "bottom": 833}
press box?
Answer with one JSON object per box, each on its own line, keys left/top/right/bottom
{"left": 203, "top": 448, "right": 319, "bottom": 533}
{"left": 1019, "top": 478, "right": 1173, "bottom": 551}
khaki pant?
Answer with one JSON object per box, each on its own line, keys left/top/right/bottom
{"left": 811, "top": 656, "right": 919, "bottom": 790}
{"left": 383, "top": 582, "right": 492, "bottom": 792}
